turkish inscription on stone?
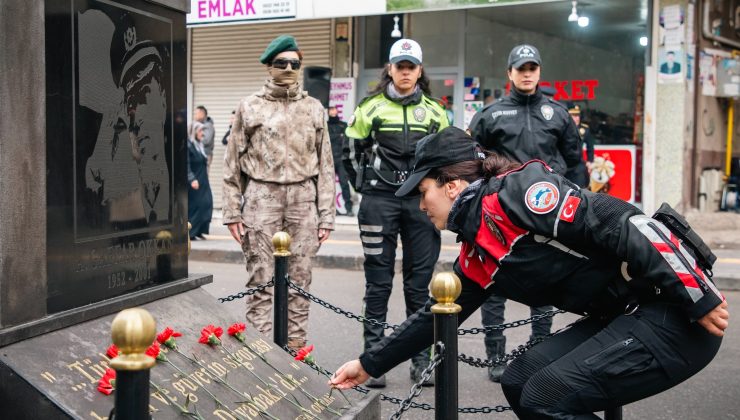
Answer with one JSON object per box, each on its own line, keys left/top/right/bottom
{"left": 0, "top": 290, "right": 350, "bottom": 419}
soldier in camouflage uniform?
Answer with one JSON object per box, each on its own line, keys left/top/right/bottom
{"left": 223, "top": 35, "right": 335, "bottom": 350}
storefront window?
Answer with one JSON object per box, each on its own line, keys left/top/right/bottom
{"left": 463, "top": 7, "right": 645, "bottom": 146}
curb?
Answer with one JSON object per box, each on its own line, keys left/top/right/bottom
{"left": 189, "top": 250, "right": 739, "bottom": 291}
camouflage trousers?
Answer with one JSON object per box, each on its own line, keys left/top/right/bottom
{"left": 241, "top": 179, "right": 319, "bottom": 348}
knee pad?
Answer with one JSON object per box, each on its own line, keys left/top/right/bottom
{"left": 500, "top": 349, "right": 551, "bottom": 409}
{"left": 519, "top": 366, "right": 574, "bottom": 413}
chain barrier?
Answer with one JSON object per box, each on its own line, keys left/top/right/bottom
{"left": 218, "top": 279, "right": 275, "bottom": 303}
{"left": 457, "top": 309, "right": 565, "bottom": 335}
{"left": 283, "top": 342, "right": 514, "bottom": 415}
{"left": 269, "top": 281, "right": 572, "bottom": 416}
{"left": 286, "top": 278, "right": 400, "bottom": 331}
{"left": 389, "top": 343, "right": 444, "bottom": 420}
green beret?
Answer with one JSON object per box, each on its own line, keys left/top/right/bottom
{"left": 259, "top": 35, "right": 299, "bottom": 64}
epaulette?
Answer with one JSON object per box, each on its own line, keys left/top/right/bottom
{"left": 546, "top": 96, "right": 569, "bottom": 110}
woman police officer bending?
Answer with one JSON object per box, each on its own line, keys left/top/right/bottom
{"left": 330, "top": 126, "right": 728, "bottom": 418}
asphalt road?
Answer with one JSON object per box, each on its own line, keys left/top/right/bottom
{"left": 192, "top": 261, "right": 740, "bottom": 420}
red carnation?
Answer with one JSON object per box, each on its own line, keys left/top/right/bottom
{"left": 294, "top": 344, "right": 315, "bottom": 365}
{"left": 106, "top": 344, "right": 120, "bottom": 359}
{"left": 146, "top": 341, "right": 167, "bottom": 362}
{"left": 97, "top": 368, "right": 116, "bottom": 395}
{"left": 156, "top": 327, "right": 182, "bottom": 349}
{"left": 198, "top": 325, "right": 223, "bottom": 346}
{"left": 227, "top": 323, "right": 246, "bottom": 342}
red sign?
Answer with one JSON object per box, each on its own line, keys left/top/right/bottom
{"left": 586, "top": 145, "right": 636, "bottom": 203}
{"left": 505, "top": 79, "right": 599, "bottom": 101}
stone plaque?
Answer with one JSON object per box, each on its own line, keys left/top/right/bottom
{"left": 45, "top": 0, "right": 189, "bottom": 313}
{"left": 0, "top": 289, "right": 375, "bottom": 419}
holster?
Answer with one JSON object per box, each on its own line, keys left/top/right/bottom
{"left": 652, "top": 202, "right": 716, "bottom": 271}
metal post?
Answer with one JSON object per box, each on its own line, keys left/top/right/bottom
{"left": 430, "top": 272, "right": 462, "bottom": 420}
{"left": 605, "top": 407, "right": 623, "bottom": 420}
{"left": 272, "top": 231, "right": 291, "bottom": 348}
{"left": 109, "top": 308, "right": 156, "bottom": 420}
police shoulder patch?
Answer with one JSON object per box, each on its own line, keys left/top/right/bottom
{"left": 524, "top": 181, "right": 559, "bottom": 214}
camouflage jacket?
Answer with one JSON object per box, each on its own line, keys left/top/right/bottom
{"left": 223, "top": 80, "right": 335, "bottom": 229}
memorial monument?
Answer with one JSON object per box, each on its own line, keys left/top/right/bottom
{"left": 0, "top": 1, "right": 377, "bottom": 417}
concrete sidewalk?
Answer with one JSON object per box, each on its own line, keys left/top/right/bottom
{"left": 191, "top": 212, "right": 740, "bottom": 291}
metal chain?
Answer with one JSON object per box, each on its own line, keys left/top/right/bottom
{"left": 459, "top": 336, "right": 545, "bottom": 368}
{"left": 218, "top": 279, "right": 275, "bottom": 303}
{"left": 286, "top": 278, "right": 400, "bottom": 330}
{"left": 283, "top": 344, "right": 513, "bottom": 414}
{"left": 458, "top": 309, "right": 565, "bottom": 335}
{"left": 389, "top": 344, "right": 445, "bottom": 420}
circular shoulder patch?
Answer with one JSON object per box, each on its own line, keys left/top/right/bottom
{"left": 524, "top": 182, "right": 559, "bottom": 214}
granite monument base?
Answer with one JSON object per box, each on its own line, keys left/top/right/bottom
{"left": 0, "top": 287, "right": 379, "bottom": 419}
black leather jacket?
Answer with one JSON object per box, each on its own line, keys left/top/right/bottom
{"left": 468, "top": 88, "right": 583, "bottom": 175}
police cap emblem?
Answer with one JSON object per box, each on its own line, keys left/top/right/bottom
{"left": 413, "top": 106, "right": 426, "bottom": 122}
{"left": 540, "top": 104, "right": 554, "bottom": 121}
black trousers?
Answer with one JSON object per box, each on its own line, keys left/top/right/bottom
{"left": 481, "top": 294, "right": 553, "bottom": 358}
{"left": 501, "top": 302, "right": 723, "bottom": 419}
{"left": 358, "top": 193, "right": 441, "bottom": 366}
{"left": 334, "top": 161, "right": 353, "bottom": 212}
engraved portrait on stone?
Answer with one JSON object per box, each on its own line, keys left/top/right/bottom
{"left": 76, "top": 1, "right": 173, "bottom": 239}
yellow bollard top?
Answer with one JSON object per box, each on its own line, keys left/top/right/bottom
{"left": 109, "top": 308, "right": 157, "bottom": 371}
{"left": 272, "top": 231, "right": 292, "bottom": 256}
{"left": 430, "top": 272, "right": 462, "bottom": 314}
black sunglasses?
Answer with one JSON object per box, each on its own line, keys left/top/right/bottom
{"left": 271, "top": 58, "right": 301, "bottom": 70}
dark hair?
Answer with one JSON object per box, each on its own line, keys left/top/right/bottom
{"left": 196, "top": 105, "right": 208, "bottom": 115}
{"left": 427, "top": 150, "right": 520, "bottom": 186}
{"left": 368, "top": 64, "right": 431, "bottom": 96}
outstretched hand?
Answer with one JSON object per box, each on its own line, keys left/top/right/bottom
{"left": 698, "top": 300, "right": 729, "bottom": 337}
{"left": 328, "top": 359, "right": 370, "bottom": 390}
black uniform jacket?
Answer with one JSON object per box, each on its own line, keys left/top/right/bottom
{"left": 468, "top": 88, "right": 582, "bottom": 175}
{"left": 358, "top": 161, "right": 724, "bottom": 378}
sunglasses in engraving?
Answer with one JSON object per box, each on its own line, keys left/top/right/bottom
{"left": 271, "top": 59, "right": 301, "bottom": 70}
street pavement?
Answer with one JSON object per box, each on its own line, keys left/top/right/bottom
{"left": 193, "top": 261, "right": 740, "bottom": 419}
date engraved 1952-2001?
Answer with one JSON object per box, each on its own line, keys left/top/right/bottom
{"left": 107, "top": 262, "right": 150, "bottom": 289}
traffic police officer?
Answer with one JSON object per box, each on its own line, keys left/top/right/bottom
{"left": 344, "top": 38, "right": 449, "bottom": 387}
{"left": 468, "top": 44, "right": 584, "bottom": 382}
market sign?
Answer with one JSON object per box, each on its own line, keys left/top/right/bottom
{"left": 186, "top": 0, "right": 296, "bottom": 26}
{"left": 506, "top": 79, "right": 599, "bottom": 101}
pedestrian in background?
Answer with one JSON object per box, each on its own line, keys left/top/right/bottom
{"left": 222, "top": 34, "right": 335, "bottom": 351}
{"left": 327, "top": 106, "right": 353, "bottom": 216}
{"left": 187, "top": 122, "right": 212, "bottom": 240}
{"left": 565, "top": 104, "right": 595, "bottom": 188}
{"left": 468, "top": 43, "right": 583, "bottom": 382}
{"left": 194, "top": 105, "right": 215, "bottom": 170}
{"left": 344, "top": 38, "right": 449, "bottom": 387}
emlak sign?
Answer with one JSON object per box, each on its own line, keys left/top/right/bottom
{"left": 187, "top": 0, "right": 296, "bottom": 26}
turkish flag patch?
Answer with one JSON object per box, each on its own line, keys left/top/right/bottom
{"left": 558, "top": 196, "right": 581, "bottom": 223}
